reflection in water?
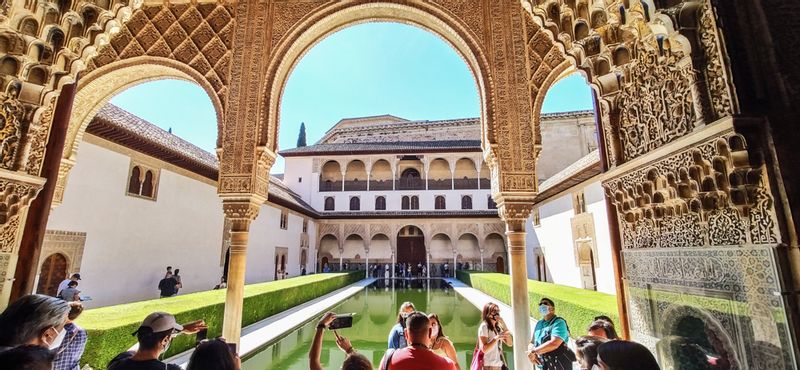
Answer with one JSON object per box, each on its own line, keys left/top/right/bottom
{"left": 242, "top": 279, "right": 513, "bottom": 370}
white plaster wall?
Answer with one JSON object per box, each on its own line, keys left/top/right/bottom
{"left": 584, "top": 182, "right": 615, "bottom": 294}
{"left": 46, "top": 139, "right": 313, "bottom": 308}
{"left": 246, "top": 207, "right": 317, "bottom": 283}
{"left": 524, "top": 180, "right": 616, "bottom": 295}
{"left": 283, "top": 157, "right": 314, "bottom": 201}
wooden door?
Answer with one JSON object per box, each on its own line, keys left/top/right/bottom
{"left": 37, "top": 253, "right": 67, "bottom": 296}
{"left": 397, "top": 236, "right": 425, "bottom": 274}
{"left": 495, "top": 256, "right": 505, "bottom": 273}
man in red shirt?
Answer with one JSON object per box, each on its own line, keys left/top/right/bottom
{"left": 379, "top": 311, "right": 456, "bottom": 370}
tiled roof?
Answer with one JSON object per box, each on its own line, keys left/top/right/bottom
{"left": 279, "top": 140, "right": 482, "bottom": 156}
{"left": 87, "top": 104, "right": 317, "bottom": 215}
{"left": 91, "top": 104, "right": 218, "bottom": 170}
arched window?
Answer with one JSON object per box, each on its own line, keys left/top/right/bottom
{"left": 401, "top": 196, "right": 410, "bottom": 210}
{"left": 141, "top": 170, "right": 154, "bottom": 197}
{"left": 128, "top": 166, "right": 141, "bottom": 194}
{"left": 410, "top": 196, "right": 419, "bottom": 210}
{"left": 488, "top": 196, "right": 497, "bottom": 209}
{"left": 375, "top": 196, "right": 386, "bottom": 210}
{"left": 350, "top": 197, "right": 360, "bottom": 211}
{"left": 324, "top": 197, "right": 335, "bottom": 211}
{"left": 435, "top": 196, "right": 446, "bottom": 210}
{"left": 461, "top": 195, "right": 472, "bottom": 210}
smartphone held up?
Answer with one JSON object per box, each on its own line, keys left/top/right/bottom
{"left": 328, "top": 313, "right": 356, "bottom": 330}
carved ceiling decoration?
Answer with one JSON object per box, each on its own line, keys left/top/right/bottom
{"left": 604, "top": 129, "right": 778, "bottom": 249}
{"left": 520, "top": 0, "right": 736, "bottom": 168}
{"left": 86, "top": 3, "right": 234, "bottom": 114}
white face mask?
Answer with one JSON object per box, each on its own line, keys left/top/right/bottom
{"left": 48, "top": 326, "right": 66, "bottom": 350}
{"left": 430, "top": 325, "right": 439, "bottom": 339}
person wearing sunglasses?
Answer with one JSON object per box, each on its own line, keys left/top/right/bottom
{"left": 528, "top": 298, "right": 575, "bottom": 370}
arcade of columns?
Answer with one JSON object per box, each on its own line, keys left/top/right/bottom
{"left": 0, "top": 0, "right": 798, "bottom": 368}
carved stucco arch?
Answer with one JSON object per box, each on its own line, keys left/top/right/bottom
{"left": 250, "top": 1, "right": 508, "bottom": 200}
{"left": 53, "top": 56, "right": 222, "bottom": 204}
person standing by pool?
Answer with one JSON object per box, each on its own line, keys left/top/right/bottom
{"left": 528, "top": 297, "right": 574, "bottom": 370}
{"left": 428, "top": 313, "right": 459, "bottom": 369}
{"left": 388, "top": 302, "right": 416, "bottom": 349}
{"left": 478, "top": 302, "right": 512, "bottom": 370}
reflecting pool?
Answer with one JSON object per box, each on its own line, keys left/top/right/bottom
{"left": 242, "top": 279, "right": 514, "bottom": 369}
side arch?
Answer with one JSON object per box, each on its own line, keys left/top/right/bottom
{"left": 54, "top": 56, "right": 223, "bottom": 204}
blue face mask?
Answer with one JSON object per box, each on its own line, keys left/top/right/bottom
{"left": 539, "top": 304, "right": 549, "bottom": 316}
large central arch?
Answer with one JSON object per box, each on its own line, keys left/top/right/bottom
{"left": 260, "top": 2, "right": 494, "bottom": 156}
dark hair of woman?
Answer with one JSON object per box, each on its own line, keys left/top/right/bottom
{"left": 187, "top": 339, "right": 237, "bottom": 370}
{"left": 341, "top": 352, "right": 373, "bottom": 370}
{"left": 575, "top": 336, "right": 607, "bottom": 369}
{"left": 396, "top": 301, "right": 415, "bottom": 324}
{"left": 481, "top": 302, "right": 500, "bottom": 332}
{"left": 597, "top": 340, "right": 660, "bottom": 370}
{"left": 589, "top": 319, "right": 619, "bottom": 340}
{"left": 428, "top": 313, "right": 447, "bottom": 342}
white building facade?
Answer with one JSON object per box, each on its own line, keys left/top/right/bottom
{"left": 35, "top": 106, "right": 616, "bottom": 308}
{"left": 40, "top": 105, "right": 317, "bottom": 308}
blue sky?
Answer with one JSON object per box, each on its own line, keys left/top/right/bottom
{"left": 111, "top": 23, "right": 593, "bottom": 174}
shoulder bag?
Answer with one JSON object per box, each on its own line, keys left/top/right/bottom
{"left": 470, "top": 339, "right": 484, "bottom": 370}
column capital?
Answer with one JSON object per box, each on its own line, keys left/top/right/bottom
{"left": 496, "top": 192, "right": 536, "bottom": 231}
{"left": 222, "top": 196, "right": 263, "bottom": 221}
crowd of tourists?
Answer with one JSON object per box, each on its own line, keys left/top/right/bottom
{"left": 307, "top": 297, "right": 661, "bottom": 370}
{"left": 0, "top": 293, "right": 237, "bottom": 370}
{"left": 0, "top": 293, "right": 659, "bottom": 370}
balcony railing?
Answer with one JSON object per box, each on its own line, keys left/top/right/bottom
{"left": 454, "top": 178, "right": 479, "bottom": 190}
{"left": 396, "top": 178, "right": 425, "bottom": 190}
{"left": 479, "top": 178, "right": 491, "bottom": 189}
{"left": 319, "top": 180, "right": 343, "bottom": 192}
{"left": 369, "top": 180, "right": 393, "bottom": 191}
{"left": 343, "top": 180, "right": 367, "bottom": 191}
{"left": 427, "top": 179, "right": 452, "bottom": 190}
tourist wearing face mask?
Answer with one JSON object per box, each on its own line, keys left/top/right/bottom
{"left": 107, "top": 312, "right": 207, "bottom": 370}
{"left": 0, "top": 294, "right": 71, "bottom": 353}
{"left": 527, "top": 298, "right": 575, "bottom": 370}
{"left": 428, "top": 313, "right": 460, "bottom": 369}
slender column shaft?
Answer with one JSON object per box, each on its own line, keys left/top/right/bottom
{"left": 223, "top": 220, "right": 251, "bottom": 344}
{"left": 506, "top": 222, "right": 532, "bottom": 370}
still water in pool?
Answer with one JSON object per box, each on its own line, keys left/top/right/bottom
{"left": 242, "top": 279, "right": 514, "bottom": 369}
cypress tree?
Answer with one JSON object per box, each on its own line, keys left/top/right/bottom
{"left": 297, "top": 122, "right": 307, "bottom": 147}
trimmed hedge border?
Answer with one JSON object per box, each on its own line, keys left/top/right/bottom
{"left": 457, "top": 271, "right": 619, "bottom": 337}
{"left": 76, "top": 271, "right": 363, "bottom": 369}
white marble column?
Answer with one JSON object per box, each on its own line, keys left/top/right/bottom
{"left": 221, "top": 199, "right": 261, "bottom": 345}
{"left": 501, "top": 203, "right": 534, "bottom": 370}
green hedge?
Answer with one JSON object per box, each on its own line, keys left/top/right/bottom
{"left": 76, "top": 271, "right": 363, "bottom": 369}
{"left": 457, "top": 271, "right": 619, "bottom": 338}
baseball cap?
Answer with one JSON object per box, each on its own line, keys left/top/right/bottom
{"left": 71, "top": 273, "right": 81, "bottom": 280}
{"left": 133, "top": 312, "right": 183, "bottom": 335}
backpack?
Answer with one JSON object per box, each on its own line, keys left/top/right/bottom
{"left": 158, "top": 278, "right": 166, "bottom": 290}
